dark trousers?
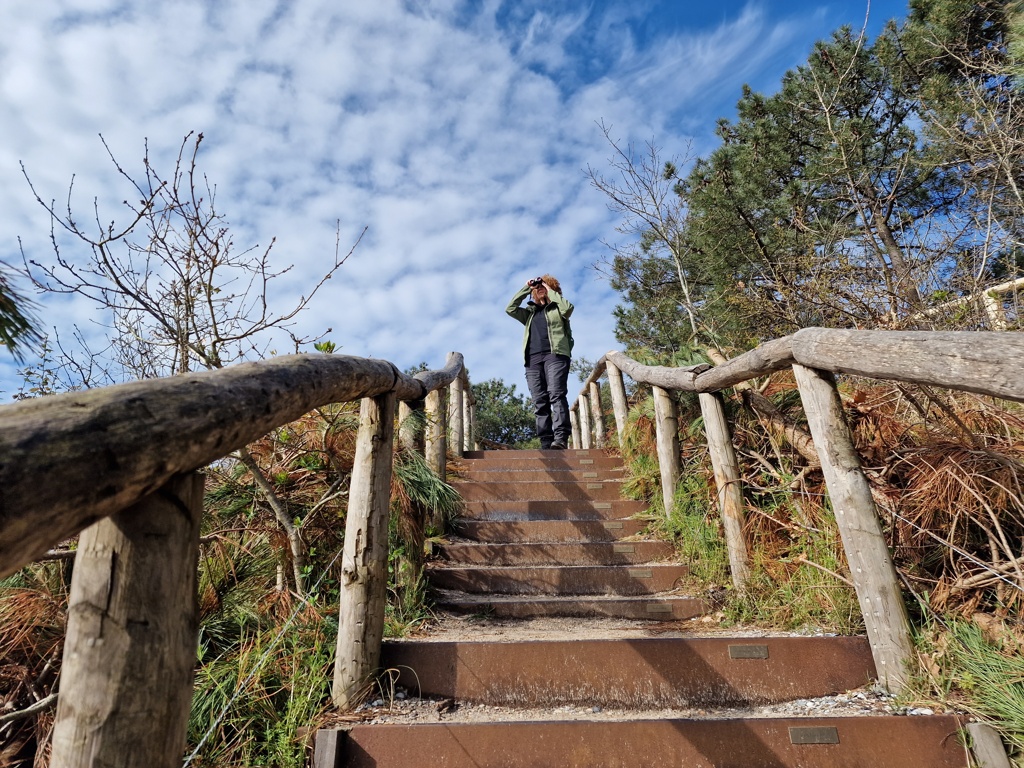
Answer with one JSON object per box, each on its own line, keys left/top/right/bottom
{"left": 524, "top": 353, "right": 571, "bottom": 448}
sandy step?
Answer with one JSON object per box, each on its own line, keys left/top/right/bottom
{"left": 427, "top": 564, "right": 688, "bottom": 596}
{"left": 457, "top": 455, "right": 625, "bottom": 470}
{"left": 460, "top": 500, "right": 647, "bottom": 521}
{"left": 454, "top": 519, "right": 649, "bottom": 543}
{"left": 436, "top": 541, "right": 674, "bottom": 566}
{"left": 432, "top": 592, "right": 708, "bottom": 620}
{"left": 457, "top": 468, "right": 624, "bottom": 483}
{"left": 457, "top": 480, "right": 624, "bottom": 503}
{"left": 380, "top": 635, "right": 876, "bottom": 707}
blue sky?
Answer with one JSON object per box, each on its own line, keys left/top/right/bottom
{"left": 0, "top": 0, "right": 910, "bottom": 398}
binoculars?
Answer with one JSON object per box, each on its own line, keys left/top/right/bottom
{"left": 528, "top": 277, "right": 544, "bottom": 287}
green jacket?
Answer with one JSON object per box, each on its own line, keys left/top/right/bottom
{"left": 506, "top": 284, "right": 575, "bottom": 364}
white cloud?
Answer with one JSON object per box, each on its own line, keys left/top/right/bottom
{"left": 0, "top": 0, "right": 905, "bottom": 399}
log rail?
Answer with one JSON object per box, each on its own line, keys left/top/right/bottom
{"left": 570, "top": 328, "right": 1024, "bottom": 693}
{"left": 0, "top": 350, "right": 475, "bottom": 768}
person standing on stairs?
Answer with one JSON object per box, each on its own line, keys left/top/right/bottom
{"left": 506, "top": 274, "right": 574, "bottom": 450}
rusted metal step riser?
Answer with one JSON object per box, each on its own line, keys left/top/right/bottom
{"left": 458, "top": 456, "right": 625, "bottom": 470}
{"left": 457, "top": 481, "right": 624, "bottom": 502}
{"left": 460, "top": 500, "right": 646, "bottom": 521}
{"left": 427, "top": 564, "right": 688, "bottom": 595}
{"left": 457, "top": 469, "right": 624, "bottom": 483}
{"left": 436, "top": 541, "right": 673, "bottom": 566}
{"left": 381, "top": 637, "right": 876, "bottom": 707}
{"left": 435, "top": 595, "right": 708, "bottom": 620}
{"left": 462, "top": 449, "right": 613, "bottom": 460}
{"left": 325, "top": 716, "right": 967, "bottom": 768}
{"left": 454, "top": 519, "right": 649, "bottom": 543}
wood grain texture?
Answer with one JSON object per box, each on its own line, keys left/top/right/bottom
{"left": 578, "top": 395, "right": 593, "bottom": 450}
{"left": 699, "top": 392, "right": 750, "bottom": 592}
{"left": 605, "top": 361, "right": 629, "bottom": 445}
{"left": 50, "top": 472, "right": 203, "bottom": 768}
{"left": 333, "top": 393, "right": 397, "bottom": 709}
{"left": 693, "top": 337, "right": 795, "bottom": 392}
{"left": 793, "top": 364, "right": 913, "bottom": 692}
{"left": 606, "top": 351, "right": 710, "bottom": 391}
{"left": 0, "top": 352, "right": 463, "bottom": 578}
{"left": 791, "top": 328, "right": 1024, "bottom": 402}
{"left": 589, "top": 382, "right": 606, "bottom": 449}
{"left": 652, "top": 386, "right": 681, "bottom": 519}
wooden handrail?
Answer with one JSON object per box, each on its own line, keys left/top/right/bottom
{"left": 570, "top": 328, "right": 1024, "bottom": 695}
{"left": 0, "top": 351, "right": 465, "bottom": 579}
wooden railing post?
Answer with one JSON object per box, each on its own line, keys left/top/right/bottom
{"left": 461, "top": 376, "right": 473, "bottom": 453}
{"left": 577, "top": 395, "right": 593, "bottom": 449}
{"left": 51, "top": 472, "right": 204, "bottom": 768}
{"left": 333, "top": 392, "right": 397, "bottom": 709}
{"left": 425, "top": 388, "right": 447, "bottom": 482}
{"left": 449, "top": 376, "right": 465, "bottom": 459}
{"left": 792, "top": 364, "right": 913, "bottom": 692}
{"left": 652, "top": 385, "right": 681, "bottom": 517}
{"left": 606, "top": 361, "right": 629, "bottom": 445}
{"left": 570, "top": 408, "right": 582, "bottom": 449}
{"left": 699, "top": 391, "right": 750, "bottom": 593}
{"left": 398, "top": 400, "right": 424, "bottom": 452}
{"left": 589, "top": 381, "right": 605, "bottom": 448}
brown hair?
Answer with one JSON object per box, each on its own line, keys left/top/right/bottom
{"left": 541, "top": 274, "right": 562, "bottom": 295}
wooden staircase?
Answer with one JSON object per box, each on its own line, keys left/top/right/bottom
{"left": 315, "top": 449, "right": 970, "bottom": 767}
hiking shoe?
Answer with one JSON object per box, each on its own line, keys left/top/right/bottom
{"left": 550, "top": 441, "right": 567, "bottom": 450}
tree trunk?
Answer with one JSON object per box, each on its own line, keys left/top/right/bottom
{"left": 235, "top": 447, "right": 306, "bottom": 595}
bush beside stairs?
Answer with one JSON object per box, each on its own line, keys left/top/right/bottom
{"left": 315, "top": 449, "right": 971, "bottom": 767}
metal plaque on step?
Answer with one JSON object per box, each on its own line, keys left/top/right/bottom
{"left": 594, "top": 502, "right": 612, "bottom": 509}
{"left": 646, "top": 603, "right": 672, "bottom": 614}
{"left": 603, "top": 522, "right": 624, "bottom": 530}
{"left": 586, "top": 483, "right": 603, "bottom": 489}
{"left": 583, "top": 472, "right": 598, "bottom": 478}
{"left": 789, "top": 726, "right": 839, "bottom": 745}
{"left": 728, "top": 644, "right": 769, "bottom": 660}
{"left": 579, "top": 459, "right": 594, "bottom": 465}
{"left": 627, "top": 569, "right": 652, "bottom": 578}
{"left": 612, "top": 544, "right": 635, "bottom": 554}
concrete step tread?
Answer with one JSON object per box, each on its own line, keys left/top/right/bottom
{"left": 326, "top": 715, "right": 968, "bottom": 768}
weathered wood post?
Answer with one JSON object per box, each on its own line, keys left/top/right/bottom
{"left": 570, "top": 408, "right": 582, "bottom": 449}
{"left": 462, "top": 376, "right": 473, "bottom": 453}
{"left": 577, "top": 394, "right": 593, "bottom": 449}
{"left": 51, "top": 472, "right": 204, "bottom": 768}
{"left": 606, "top": 360, "right": 629, "bottom": 445}
{"left": 652, "top": 385, "right": 681, "bottom": 517}
{"left": 589, "top": 381, "right": 605, "bottom": 448}
{"left": 424, "top": 388, "right": 447, "bottom": 482}
{"left": 698, "top": 391, "right": 750, "bottom": 593}
{"left": 792, "top": 363, "right": 913, "bottom": 692}
{"left": 448, "top": 376, "right": 465, "bottom": 459}
{"left": 333, "top": 392, "right": 397, "bottom": 709}
{"left": 398, "top": 400, "right": 423, "bottom": 452}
